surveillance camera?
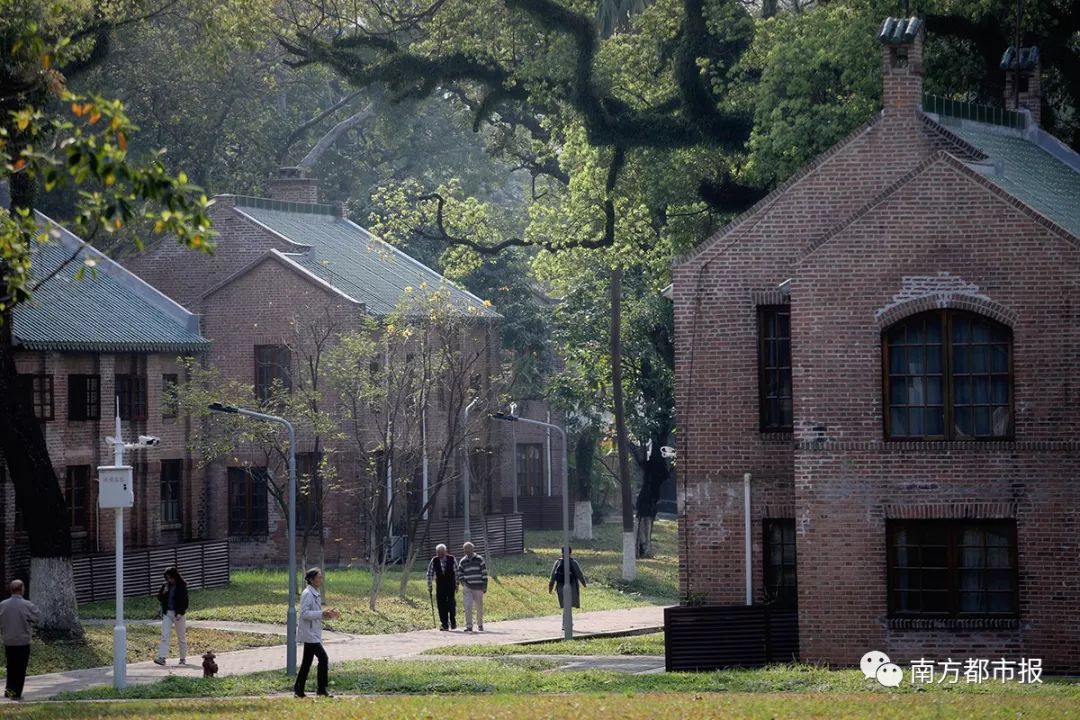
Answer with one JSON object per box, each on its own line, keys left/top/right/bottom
{"left": 660, "top": 446, "right": 676, "bottom": 460}
{"left": 137, "top": 435, "right": 161, "bottom": 447}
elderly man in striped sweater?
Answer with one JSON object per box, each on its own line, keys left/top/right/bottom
{"left": 457, "top": 542, "right": 488, "bottom": 632}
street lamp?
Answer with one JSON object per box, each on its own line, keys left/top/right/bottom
{"left": 462, "top": 397, "right": 479, "bottom": 542}
{"left": 208, "top": 402, "right": 298, "bottom": 676}
{"left": 492, "top": 410, "right": 572, "bottom": 640}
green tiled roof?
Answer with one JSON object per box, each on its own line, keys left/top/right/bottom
{"left": 233, "top": 197, "right": 497, "bottom": 318}
{"left": 12, "top": 212, "right": 210, "bottom": 353}
{"left": 940, "top": 122, "right": 1080, "bottom": 239}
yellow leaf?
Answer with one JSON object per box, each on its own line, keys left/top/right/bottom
{"left": 104, "top": 173, "right": 115, "bottom": 187}
{"left": 70, "top": 102, "right": 84, "bottom": 117}
{"left": 15, "top": 116, "right": 28, "bottom": 131}
{"left": 112, "top": 217, "right": 123, "bottom": 230}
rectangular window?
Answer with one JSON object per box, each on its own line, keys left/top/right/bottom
{"left": 228, "top": 467, "right": 269, "bottom": 536}
{"left": 160, "top": 460, "right": 182, "bottom": 525}
{"left": 68, "top": 374, "right": 101, "bottom": 421}
{"left": 763, "top": 519, "right": 798, "bottom": 607}
{"left": 116, "top": 375, "right": 148, "bottom": 421}
{"left": 254, "top": 345, "right": 292, "bottom": 403}
{"left": 161, "top": 374, "right": 179, "bottom": 419}
{"left": 19, "top": 374, "right": 54, "bottom": 421}
{"left": 516, "top": 443, "right": 544, "bottom": 497}
{"left": 296, "top": 452, "right": 321, "bottom": 533}
{"left": 887, "top": 519, "right": 1018, "bottom": 618}
{"left": 66, "top": 465, "right": 90, "bottom": 531}
{"left": 758, "top": 306, "right": 792, "bottom": 431}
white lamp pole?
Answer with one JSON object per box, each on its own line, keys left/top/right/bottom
{"left": 492, "top": 411, "right": 572, "bottom": 639}
{"left": 208, "top": 403, "right": 298, "bottom": 676}
{"left": 111, "top": 408, "right": 127, "bottom": 690}
{"left": 462, "top": 398, "right": 478, "bottom": 542}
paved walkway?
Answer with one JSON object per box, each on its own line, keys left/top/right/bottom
{"left": 20, "top": 606, "right": 664, "bottom": 701}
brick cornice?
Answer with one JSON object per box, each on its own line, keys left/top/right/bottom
{"left": 882, "top": 501, "right": 1018, "bottom": 519}
{"left": 796, "top": 440, "right": 1080, "bottom": 452}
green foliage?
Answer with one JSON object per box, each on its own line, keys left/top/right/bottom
{"left": 1, "top": 11, "right": 215, "bottom": 314}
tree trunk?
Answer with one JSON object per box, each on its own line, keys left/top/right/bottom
{"left": 634, "top": 435, "right": 670, "bottom": 558}
{"left": 610, "top": 269, "right": 635, "bottom": 581}
{"left": 1, "top": 176, "right": 81, "bottom": 635}
{"left": 571, "top": 429, "right": 597, "bottom": 541}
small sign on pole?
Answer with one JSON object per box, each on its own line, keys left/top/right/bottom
{"left": 97, "top": 466, "right": 134, "bottom": 509}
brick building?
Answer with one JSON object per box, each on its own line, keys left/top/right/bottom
{"left": 0, "top": 200, "right": 210, "bottom": 587}
{"left": 127, "top": 172, "right": 564, "bottom": 565}
{"left": 672, "top": 18, "right": 1080, "bottom": 672}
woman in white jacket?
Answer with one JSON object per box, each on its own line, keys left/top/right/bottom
{"left": 294, "top": 568, "right": 339, "bottom": 698}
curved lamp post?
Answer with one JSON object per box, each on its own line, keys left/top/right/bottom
{"left": 492, "top": 410, "right": 572, "bottom": 639}
{"left": 208, "top": 402, "right": 298, "bottom": 675}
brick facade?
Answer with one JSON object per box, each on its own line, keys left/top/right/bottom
{"left": 0, "top": 352, "right": 200, "bottom": 584}
{"left": 126, "top": 178, "right": 548, "bottom": 565}
{"left": 673, "top": 21, "right": 1080, "bottom": 672}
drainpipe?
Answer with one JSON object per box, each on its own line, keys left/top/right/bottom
{"left": 545, "top": 410, "right": 553, "bottom": 497}
{"left": 744, "top": 472, "right": 752, "bottom": 606}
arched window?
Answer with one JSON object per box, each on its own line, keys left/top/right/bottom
{"left": 883, "top": 311, "right": 1012, "bottom": 440}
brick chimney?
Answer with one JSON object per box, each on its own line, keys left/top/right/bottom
{"left": 267, "top": 166, "right": 319, "bottom": 204}
{"left": 1001, "top": 46, "right": 1041, "bottom": 127}
{"left": 878, "top": 17, "right": 924, "bottom": 121}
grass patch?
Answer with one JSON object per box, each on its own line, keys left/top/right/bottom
{"left": 424, "top": 631, "right": 665, "bottom": 656}
{"left": 10, "top": 693, "right": 1080, "bottom": 720}
{"left": 0, "top": 625, "right": 278, "bottom": 677}
{"left": 53, "top": 659, "right": 1080, "bottom": 702}
{"left": 79, "top": 521, "right": 678, "bottom": 635}
{"left": 12, "top": 692, "right": 1080, "bottom": 720}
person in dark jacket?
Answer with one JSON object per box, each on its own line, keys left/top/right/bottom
{"left": 548, "top": 548, "right": 588, "bottom": 609}
{"left": 154, "top": 566, "right": 189, "bottom": 666}
{"left": 426, "top": 543, "right": 457, "bottom": 631}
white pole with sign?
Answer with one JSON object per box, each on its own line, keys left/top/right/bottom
{"left": 98, "top": 405, "right": 135, "bottom": 689}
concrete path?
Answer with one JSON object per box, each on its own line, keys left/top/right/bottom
{"left": 81, "top": 618, "right": 352, "bottom": 641}
{"left": 19, "top": 605, "right": 665, "bottom": 701}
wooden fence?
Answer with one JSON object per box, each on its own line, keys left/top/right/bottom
{"left": 664, "top": 604, "right": 799, "bottom": 671}
{"left": 72, "top": 540, "right": 230, "bottom": 605}
{"left": 501, "top": 496, "right": 573, "bottom": 531}
{"left": 415, "top": 513, "right": 524, "bottom": 557}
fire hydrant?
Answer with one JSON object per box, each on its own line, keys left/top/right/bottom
{"left": 202, "top": 651, "right": 218, "bottom": 678}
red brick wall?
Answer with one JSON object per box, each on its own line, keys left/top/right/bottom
{"left": 1, "top": 351, "right": 201, "bottom": 568}
{"left": 673, "top": 24, "right": 1080, "bottom": 671}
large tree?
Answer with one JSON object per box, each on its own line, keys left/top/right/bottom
{"left": 1, "top": 2, "right": 213, "bottom": 631}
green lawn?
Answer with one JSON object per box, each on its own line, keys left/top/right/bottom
{"left": 0, "top": 625, "right": 279, "bottom": 677}
{"left": 53, "top": 659, "right": 1080, "bottom": 702}
{"left": 424, "top": 631, "right": 665, "bottom": 656}
{"left": 79, "top": 521, "right": 678, "bottom": 635}
{"left": 8, "top": 693, "right": 1080, "bottom": 720}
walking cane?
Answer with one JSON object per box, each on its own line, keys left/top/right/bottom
{"left": 429, "top": 585, "right": 437, "bottom": 628}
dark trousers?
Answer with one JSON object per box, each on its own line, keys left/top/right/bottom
{"left": 294, "top": 642, "right": 328, "bottom": 695}
{"left": 435, "top": 584, "right": 456, "bottom": 629}
{"left": 4, "top": 645, "right": 30, "bottom": 698}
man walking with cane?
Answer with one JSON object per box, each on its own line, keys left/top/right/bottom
{"left": 426, "top": 543, "right": 457, "bottom": 631}
{"left": 0, "top": 580, "right": 39, "bottom": 701}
